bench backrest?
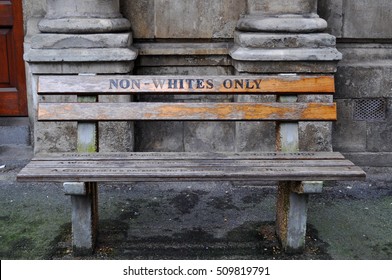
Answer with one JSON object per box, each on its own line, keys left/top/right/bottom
{"left": 37, "top": 75, "right": 336, "bottom": 122}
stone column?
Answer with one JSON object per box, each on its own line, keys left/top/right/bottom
{"left": 231, "top": 0, "right": 341, "bottom": 73}
{"left": 25, "top": 0, "right": 138, "bottom": 153}
{"left": 40, "top": 0, "right": 127, "bottom": 33}
{"left": 230, "top": 0, "right": 341, "bottom": 252}
{"left": 24, "top": 0, "right": 138, "bottom": 255}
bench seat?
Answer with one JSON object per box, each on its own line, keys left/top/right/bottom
{"left": 17, "top": 151, "right": 365, "bottom": 182}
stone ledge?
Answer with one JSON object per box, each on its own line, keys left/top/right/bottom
{"left": 31, "top": 33, "right": 132, "bottom": 49}
{"left": 24, "top": 48, "right": 138, "bottom": 63}
{"left": 232, "top": 60, "right": 338, "bottom": 74}
{"left": 38, "top": 18, "right": 131, "bottom": 34}
{"left": 234, "top": 32, "right": 336, "bottom": 49}
{"left": 45, "top": 0, "right": 121, "bottom": 20}
{"left": 230, "top": 47, "right": 342, "bottom": 61}
{"left": 338, "top": 45, "right": 392, "bottom": 66}
{"left": 134, "top": 42, "right": 231, "bottom": 56}
{"left": 138, "top": 56, "right": 232, "bottom": 67}
{"left": 237, "top": 15, "right": 327, "bottom": 33}
{"left": 27, "top": 62, "right": 135, "bottom": 75}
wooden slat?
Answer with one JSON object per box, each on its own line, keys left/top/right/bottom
{"left": 38, "top": 102, "right": 337, "bottom": 121}
{"left": 38, "top": 75, "right": 335, "bottom": 95}
{"left": 31, "top": 151, "right": 347, "bottom": 161}
{"left": 17, "top": 151, "right": 366, "bottom": 182}
{"left": 17, "top": 165, "right": 366, "bottom": 182}
{"left": 26, "top": 159, "right": 355, "bottom": 168}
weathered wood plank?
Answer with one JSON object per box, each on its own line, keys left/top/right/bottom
{"left": 17, "top": 165, "right": 367, "bottom": 182}
{"left": 38, "top": 102, "right": 337, "bottom": 121}
{"left": 38, "top": 75, "right": 335, "bottom": 95}
{"left": 30, "top": 151, "right": 347, "bottom": 161}
{"left": 27, "top": 159, "right": 355, "bottom": 168}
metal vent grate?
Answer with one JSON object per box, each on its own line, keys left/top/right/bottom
{"left": 353, "top": 99, "right": 387, "bottom": 121}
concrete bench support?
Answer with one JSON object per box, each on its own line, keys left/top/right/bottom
{"left": 276, "top": 95, "right": 307, "bottom": 252}
{"left": 277, "top": 185, "right": 309, "bottom": 253}
{"left": 65, "top": 182, "right": 98, "bottom": 255}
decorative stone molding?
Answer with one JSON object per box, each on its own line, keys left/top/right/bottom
{"left": 24, "top": 0, "right": 137, "bottom": 74}
{"left": 231, "top": 0, "right": 342, "bottom": 73}
{"left": 239, "top": 0, "right": 326, "bottom": 33}
{"left": 39, "top": 0, "right": 129, "bottom": 33}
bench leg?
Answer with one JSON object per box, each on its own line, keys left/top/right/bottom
{"left": 276, "top": 182, "right": 309, "bottom": 253}
{"left": 64, "top": 182, "right": 98, "bottom": 256}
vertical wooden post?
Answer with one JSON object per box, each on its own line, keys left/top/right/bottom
{"left": 64, "top": 82, "right": 98, "bottom": 256}
{"left": 276, "top": 92, "right": 309, "bottom": 253}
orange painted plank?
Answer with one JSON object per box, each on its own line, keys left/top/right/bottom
{"left": 38, "top": 75, "right": 335, "bottom": 95}
{"left": 38, "top": 102, "right": 337, "bottom": 121}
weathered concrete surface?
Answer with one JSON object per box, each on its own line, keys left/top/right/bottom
{"left": 31, "top": 33, "right": 132, "bottom": 49}
{"left": 184, "top": 122, "right": 235, "bottom": 152}
{"left": 45, "top": 0, "right": 121, "bottom": 19}
{"left": 25, "top": 48, "right": 137, "bottom": 63}
{"left": 116, "top": 0, "right": 392, "bottom": 39}
{"left": 236, "top": 16, "right": 327, "bottom": 33}
{"left": 341, "top": 0, "right": 392, "bottom": 39}
{"left": 333, "top": 99, "right": 367, "bottom": 153}
{"left": 298, "top": 95, "right": 333, "bottom": 152}
{"left": 38, "top": 18, "right": 131, "bottom": 34}
{"left": 0, "top": 118, "right": 30, "bottom": 146}
{"left": 234, "top": 32, "right": 336, "bottom": 49}
{"left": 247, "top": 0, "right": 317, "bottom": 14}
{"left": 123, "top": 0, "right": 246, "bottom": 39}
{"left": 1, "top": 145, "right": 392, "bottom": 259}
{"left": 234, "top": 94, "right": 276, "bottom": 153}
{"left": 230, "top": 47, "right": 341, "bottom": 61}
{"left": 332, "top": 46, "right": 392, "bottom": 165}
{"left": 22, "top": 0, "right": 46, "bottom": 28}
{"left": 318, "top": 0, "right": 392, "bottom": 38}
{"left": 38, "top": 0, "right": 130, "bottom": 33}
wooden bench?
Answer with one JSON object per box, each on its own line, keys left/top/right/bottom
{"left": 17, "top": 74, "right": 366, "bottom": 255}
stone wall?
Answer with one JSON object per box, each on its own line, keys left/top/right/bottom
{"left": 318, "top": 0, "right": 392, "bottom": 171}
{"left": 122, "top": 0, "right": 246, "bottom": 39}
{"left": 22, "top": 0, "right": 392, "bottom": 170}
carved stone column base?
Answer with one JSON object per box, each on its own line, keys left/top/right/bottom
{"left": 38, "top": 18, "right": 131, "bottom": 34}
{"left": 237, "top": 14, "right": 327, "bottom": 33}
